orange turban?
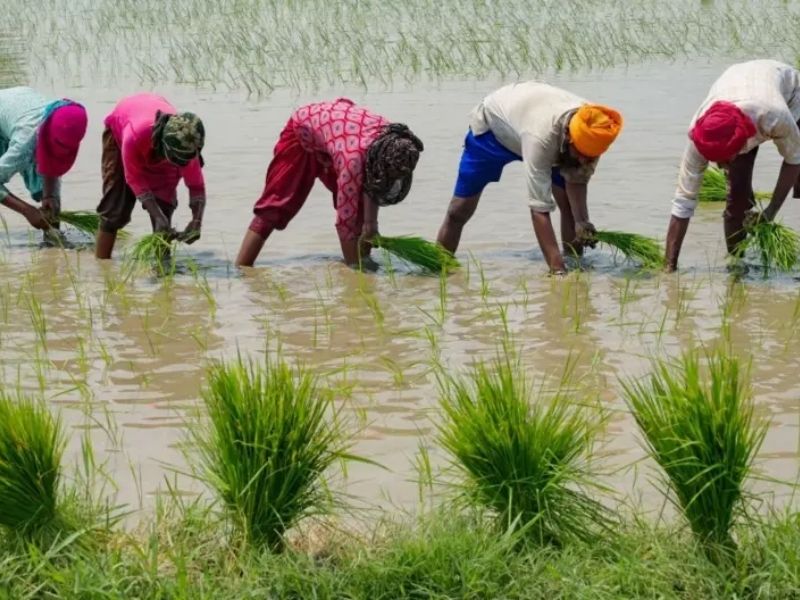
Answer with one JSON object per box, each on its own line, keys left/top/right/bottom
{"left": 568, "top": 104, "right": 623, "bottom": 158}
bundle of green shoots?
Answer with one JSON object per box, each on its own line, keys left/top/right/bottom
{"left": 123, "top": 233, "right": 176, "bottom": 275}
{"left": 371, "top": 235, "right": 459, "bottom": 274}
{"left": 735, "top": 218, "right": 800, "bottom": 273}
{"left": 699, "top": 166, "right": 770, "bottom": 203}
{"left": 591, "top": 230, "right": 664, "bottom": 269}
{"left": 54, "top": 211, "right": 129, "bottom": 239}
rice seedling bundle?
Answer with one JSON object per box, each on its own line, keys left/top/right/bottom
{"left": 0, "top": 393, "right": 65, "bottom": 536}
{"left": 592, "top": 230, "right": 664, "bottom": 269}
{"left": 372, "top": 235, "right": 459, "bottom": 274}
{"left": 735, "top": 220, "right": 800, "bottom": 274}
{"left": 123, "top": 233, "right": 176, "bottom": 276}
{"left": 698, "top": 166, "right": 770, "bottom": 203}
{"left": 621, "top": 350, "right": 766, "bottom": 561}
{"left": 698, "top": 166, "right": 728, "bottom": 203}
{"left": 55, "top": 211, "right": 130, "bottom": 239}
{"left": 192, "top": 355, "right": 351, "bottom": 550}
{"left": 436, "top": 353, "right": 610, "bottom": 545}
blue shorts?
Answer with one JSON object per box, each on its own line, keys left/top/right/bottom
{"left": 453, "top": 129, "right": 566, "bottom": 197}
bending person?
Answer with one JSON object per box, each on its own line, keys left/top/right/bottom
{"left": 236, "top": 98, "right": 424, "bottom": 268}
{"left": 436, "top": 81, "right": 622, "bottom": 274}
{"left": 665, "top": 60, "right": 800, "bottom": 271}
{"left": 96, "top": 93, "right": 206, "bottom": 259}
{"left": 0, "top": 86, "right": 87, "bottom": 231}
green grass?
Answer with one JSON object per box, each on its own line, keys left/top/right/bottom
{"left": 621, "top": 349, "right": 767, "bottom": 562}
{"left": 123, "top": 233, "right": 176, "bottom": 276}
{"left": 372, "top": 235, "right": 460, "bottom": 274}
{"left": 436, "top": 351, "right": 610, "bottom": 545}
{"left": 190, "top": 354, "right": 354, "bottom": 550}
{"left": 699, "top": 166, "right": 771, "bottom": 203}
{"left": 0, "top": 392, "right": 65, "bottom": 538}
{"left": 592, "top": 230, "right": 664, "bottom": 269}
{"left": 735, "top": 219, "right": 800, "bottom": 274}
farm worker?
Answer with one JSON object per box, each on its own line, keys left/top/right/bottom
{"left": 0, "top": 86, "right": 87, "bottom": 230}
{"left": 235, "top": 98, "right": 424, "bottom": 268}
{"left": 95, "top": 93, "right": 206, "bottom": 259}
{"left": 665, "top": 60, "right": 800, "bottom": 271}
{"left": 435, "top": 81, "right": 623, "bottom": 274}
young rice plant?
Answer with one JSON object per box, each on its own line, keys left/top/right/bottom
{"left": 191, "top": 354, "right": 353, "bottom": 550}
{"left": 372, "top": 235, "right": 460, "bottom": 274}
{"left": 436, "top": 351, "right": 610, "bottom": 545}
{"left": 592, "top": 230, "right": 664, "bottom": 269}
{"left": 621, "top": 349, "right": 767, "bottom": 562}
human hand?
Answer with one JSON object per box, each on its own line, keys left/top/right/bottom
{"left": 179, "top": 218, "right": 202, "bottom": 244}
{"left": 41, "top": 196, "right": 61, "bottom": 223}
{"left": 575, "top": 220, "right": 597, "bottom": 249}
{"left": 24, "top": 205, "right": 50, "bottom": 230}
{"left": 743, "top": 209, "right": 771, "bottom": 231}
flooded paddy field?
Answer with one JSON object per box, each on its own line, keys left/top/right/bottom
{"left": 0, "top": 2, "right": 800, "bottom": 595}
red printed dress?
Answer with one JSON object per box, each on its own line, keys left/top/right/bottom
{"left": 249, "top": 98, "right": 389, "bottom": 242}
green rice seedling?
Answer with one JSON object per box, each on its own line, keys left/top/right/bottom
{"left": 735, "top": 219, "right": 800, "bottom": 274}
{"left": 699, "top": 166, "right": 770, "bottom": 203}
{"left": 191, "top": 354, "right": 353, "bottom": 550}
{"left": 621, "top": 349, "right": 767, "bottom": 562}
{"left": 698, "top": 166, "right": 728, "bottom": 202}
{"left": 123, "top": 233, "right": 177, "bottom": 277}
{"left": 0, "top": 392, "right": 66, "bottom": 537}
{"left": 592, "top": 230, "right": 664, "bottom": 269}
{"left": 436, "top": 350, "right": 610, "bottom": 546}
{"left": 372, "top": 235, "right": 459, "bottom": 274}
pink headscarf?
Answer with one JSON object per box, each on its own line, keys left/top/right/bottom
{"left": 36, "top": 103, "right": 88, "bottom": 178}
{"left": 689, "top": 101, "right": 756, "bottom": 163}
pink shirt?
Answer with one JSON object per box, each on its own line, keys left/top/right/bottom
{"left": 291, "top": 99, "right": 388, "bottom": 241}
{"left": 104, "top": 93, "right": 205, "bottom": 205}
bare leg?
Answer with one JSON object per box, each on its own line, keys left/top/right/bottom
{"left": 724, "top": 147, "right": 758, "bottom": 254}
{"left": 436, "top": 194, "right": 481, "bottom": 254}
{"left": 95, "top": 230, "right": 117, "bottom": 259}
{"left": 236, "top": 229, "right": 269, "bottom": 267}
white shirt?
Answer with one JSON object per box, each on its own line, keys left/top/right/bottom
{"left": 469, "top": 82, "right": 597, "bottom": 212}
{"left": 672, "top": 60, "right": 800, "bottom": 218}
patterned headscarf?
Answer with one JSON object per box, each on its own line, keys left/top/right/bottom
{"left": 363, "top": 123, "right": 424, "bottom": 206}
{"left": 152, "top": 110, "right": 205, "bottom": 167}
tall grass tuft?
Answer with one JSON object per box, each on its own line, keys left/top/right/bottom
{"left": 372, "top": 235, "right": 460, "bottom": 274}
{"left": 592, "top": 230, "right": 664, "bottom": 269}
{"left": 621, "top": 349, "right": 767, "bottom": 562}
{"left": 191, "top": 354, "right": 352, "bottom": 550}
{"left": 699, "top": 166, "right": 770, "bottom": 203}
{"left": 0, "top": 392, "right": 66, "bottom": 538}
{"left": 436, "top": 351, "right": 610, "bottom": 546}
{"left": 57, "top": 211, "right": 130, "bottom": 240}
{"left": 735, "top": 220, "right": 800, "bottom": 274}
{"left": 123, "top": 233, "right": 176, "bottom": 276}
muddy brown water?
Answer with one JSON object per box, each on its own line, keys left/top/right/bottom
{"left": 1, "top": 58, "right": 798, "bottom": 517}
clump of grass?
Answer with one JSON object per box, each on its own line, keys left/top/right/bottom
{"left": 123, "top": 233, "right": 176, "bottom": 276}
{"left": 698, "top": 166, "right": 728, "bottom": 202}
{"left": 621, "top": 349, "right": 767, "bottom": 562}
{"left": 699, "top": 166, "right": 770, "bottom": 203}
{"left": 372, "top": 235, "right": 460, "bottom": 274}
{"left": 735, "top": 220, "right": 800, "bottom": 274}
{"left": 436, "top": 351, "right": 610, "bottom": 545}
{"left": 0, "top": 392, "right": 65, "bottom": 538}
{"left": 57, "top": 211, "right": 130, "bottom": 240}
{"left": 191, "top": 354, "right": 352, "bottom": 550}
{"left": 592, "top": 230, "right": 664, "bottom": 269}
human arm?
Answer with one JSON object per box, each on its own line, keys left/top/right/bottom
{"left": 0, "top": 131, "right": 49, "bottom": 229}
{"left": 179, "top": 158, "right": 206, "bottom": 244}
{"left": 759, "top": 114, "right": 800, "bottom": 221}
{"left": 40, "top": 176, "right": 61, "bottom": 224}
{"left": 665, "top": 142, "right": 708, "bottom": 271}
{"left": 522, "top": 133, "right": 567, "bottom": 272}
